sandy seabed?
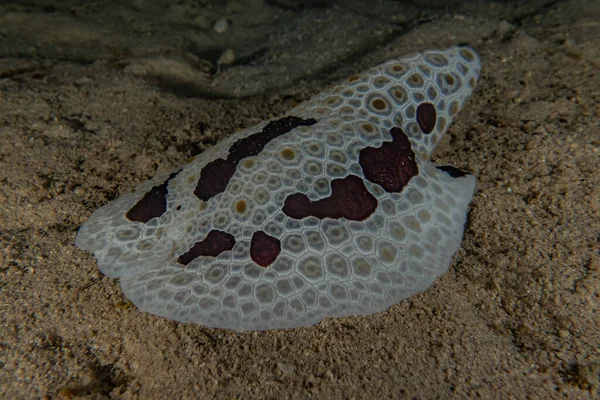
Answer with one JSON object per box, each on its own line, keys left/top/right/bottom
{"left": 0, "top": 0, "right": 598, "bottom": 398}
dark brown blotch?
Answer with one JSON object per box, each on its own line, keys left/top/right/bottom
{"left": 359, "top": 127, "right": 419, "bottom": 193}
{"left": 126, "top": 171, "right": 180, "bottom": 223}
{"left": 177, "top": 230, "right": 235, "bottom": 265}
{"left": 193, "top": 159, "right": 237, "bottom": 201}
{"left": 416, "top": 103, "right": 437, "bottom": 134}
{"left": 282, "top": 175, "right": 377, "bottom": 221}
{"left": 194, "top": 116, "right": 316, "bottom": 201}
{"left": 250, "top": 231, "right": 281, "bottom": 267}
{"left": 436, "top": 165, "right": 469, "bottom": 178}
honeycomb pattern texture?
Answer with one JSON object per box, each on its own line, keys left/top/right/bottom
{"left": 76, "top": 46, "right": 481, "bottom": 330}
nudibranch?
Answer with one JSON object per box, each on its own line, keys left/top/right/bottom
{"left": 76, "top": 46, "right": 481, "bottom": 330}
